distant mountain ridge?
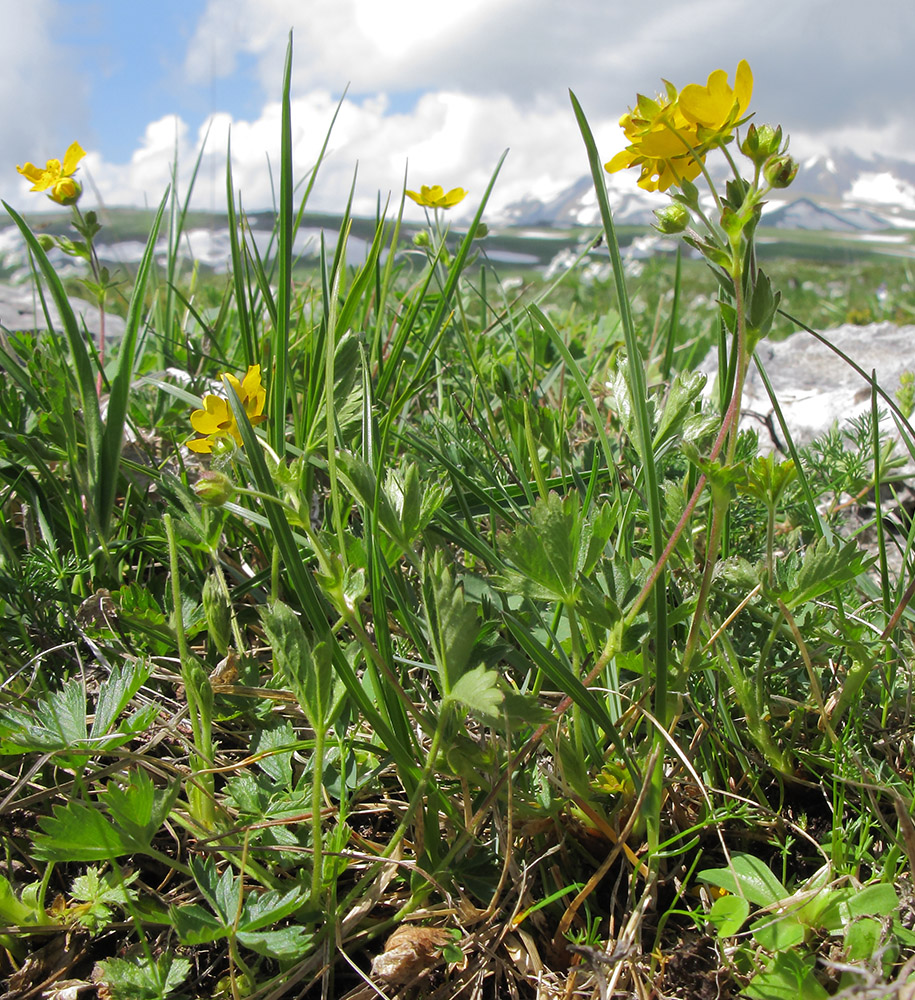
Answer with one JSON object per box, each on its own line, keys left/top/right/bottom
{"left": 495, "top": 149, "right": 915, "bottom": 232}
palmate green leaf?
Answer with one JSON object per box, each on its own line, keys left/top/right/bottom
{"left": 174, "top": 860, "right": 310, "bottom": 959}
{"left": 100, "top": 771, "right": 180, "bottom": 846}
{"left": 33, "top": 801, "right": 142, "bottom": 862}
{"left": 423, "top": 550, "right": 480, "bottom": 695}
{"left": 261, "top": 600, "right": 335, "bottom": 730}
{"left": 0, "top": 681, "right": 86, "bottom": 752}
{"left": 97, "top": 954, "right": 190, "bottom": 1000}
{"left": 698, "top": 853, "right": 787, "bottom": 907}
{"left": 498, "top": 492, "right": 579, "bottom": 603}
{"left": 239, "top": 886, "right": 308, "bottom": 931}
{"left": 33, "top": 771, "right": 180, "bottom": 862}
{"left": 448, "top": 665, "right": 503, "bottom": 720}
{"left": 779, "top": 536, "right": 872, "bottom": 610}
{"left": 237, "top": 925, "right": 312, "bottom": 961}
{"left": 0, "top": 662, "right": 158, "bottom": 757}
{"left": 170, "top": 902, "right": 227, "bottom": 945}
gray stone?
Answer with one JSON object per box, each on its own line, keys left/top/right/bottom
{"left": 701, "top": 322, "right": 915, "bottom": 451}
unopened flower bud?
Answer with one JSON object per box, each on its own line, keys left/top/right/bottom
{"left": 473, "top": 222, "right": 489, "bottom": 239}
{"left": 412, "top": 230, "right": 430, "bottom": 248}
{"left": 654, "top": 203, "right": 690, "bottom": 234}
{"left": 202, "top": 575, "right": 232, "bottom": 656}
{"left": 741, "top": 124, "right": 782, "bottom": 164}
{"left": 51, "top": 178, "right": 82, "bottom": 206}
{"left": 37, "top": 234, "right": 56, "bottom": 251}
{"left": 764, "top": 154, "right": 798, "bottom": 189}
{"left": 194, "top": 470, "right": 235, "bottom": 506}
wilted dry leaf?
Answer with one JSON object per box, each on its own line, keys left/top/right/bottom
{"left": 371, "top": 925, "right": 452, "bottom": 985}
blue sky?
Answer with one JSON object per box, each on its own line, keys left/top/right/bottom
{"left": 5, "top": 0, "right": 915, "bottom": 218}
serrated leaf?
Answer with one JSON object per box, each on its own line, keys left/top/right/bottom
{"left": 0, "top": 681, "right": 87, "bottom": 752}
{"left": 782, "top": 536, "right": 871, "bottom": 609}
{"left": 237, "top": 924, "right": 312, "bottom": 960}
{"left": 499, "top": 492, "right": 582, "bottom": 603}
{"left": 654, "top": 370, "right": 707, "bottom": 450}
{"left": 99, "top": 771, "right": 180, "bottom": 849}
{"left": 251, "top": 720, "right": 295, "bottom": 788}
{"left": 33, "top": 802, "right": 140, "bottom": 862}
{"left": 240, "top": 886, "right": 307, "bottom": 932}
{"left": 170, "top": 902, "right": 228, "bottom": 945}
{"left": 98, "top": 954, "right": 190, "bottom": 1000}
{"left": 261, "top": 601, "right": 334, "bottom": 729}
{"left": 423, "top": 550, "right": 479, "bottom": 695}
{"left": 90, "top": 662, "right": 151, "bottom": 739}
{"left": 448, "top": 665, "right": 503, "bottom": 719}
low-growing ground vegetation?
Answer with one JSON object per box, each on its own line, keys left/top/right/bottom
{"left": 4, "top": 42, "right": 915, "bottom": 1000}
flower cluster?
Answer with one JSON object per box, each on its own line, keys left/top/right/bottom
{"left": 187, "top": 365, "right": 267, "bottom": 454}
{"left": 406, "top": 185, "right": 467, "bottom": 209}
{"left": 17, "top": 142, "right": 87, "bottom": 205}
{"left": 606, "top": 61, "right": 753, "bottom": 192}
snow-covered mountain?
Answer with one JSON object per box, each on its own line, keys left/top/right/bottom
{"left": 495, "top": 150, "right": 915, "bottom": 232}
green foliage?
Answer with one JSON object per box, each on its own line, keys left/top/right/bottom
{"left": 32, "top": 771, "right": 181, "bottom": 862}
{"left": 97, "top": 954, "right": 191, "bottom": 1000}
{"left": 3, "top": 39, "right": 915, "bottom": 1000}
{"left": 171, "top": 857, "right": 311, "bottom": 960}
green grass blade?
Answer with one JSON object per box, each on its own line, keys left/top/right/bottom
{"left": 271, "top": 31, "right": 294, "bottom": 458}
{"left": 97, "top": 191, "right": 168, "bottom": 538}
{"left": 568, "top": 91, "right": 669, "bottom": 715}
{"left": 226, "top": 135, "right": 257, "bottom": 367}
{"left": 2, "top": 201, "right": 103, "bottom": 512}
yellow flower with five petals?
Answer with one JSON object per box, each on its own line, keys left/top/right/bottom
{"left": 406, "top": 185, "right": 467, "bottom": 209}
{"left": 17, "top": 141, "right": 87, "bottom": 205}
{"left": 606, "top": 61, "right": 753, "bottom": 192}
{"left": 187, "top": 365, "right": 267, "bottom": 454}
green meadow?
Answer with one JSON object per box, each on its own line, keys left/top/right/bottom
{"left": 4, "top": 43, "right": 915, "bottom": 1000}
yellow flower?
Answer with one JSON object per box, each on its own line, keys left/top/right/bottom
{"left": 405, "top": 184, "right": 467, "bottom": 209}
{"left": 187, "top": 365, "right": 267, "bottom": 454}
{"left": 605, "top": 61, "right": 753, "bottom": 193}
{"left": 16, "top": 141, "right": 86, "bottom": 205}
{"left": 679, "top": 60, "right": 753, "bottom": 135}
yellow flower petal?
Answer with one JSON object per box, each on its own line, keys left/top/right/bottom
{"left": 186, "top": 437, "right": 215, "bottom": 454}
{"left": 16, "top": 162, "right": 45, "bottom": 185}
{"left": 406, "top": 183, "right": 467, "bottom": 209}
{"left": 62, "top": 141, "right": 87, "bottom": 175}
{"left": 187, "top": 366, "right": 268, "bottom": 454}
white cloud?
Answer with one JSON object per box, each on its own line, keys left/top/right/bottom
{"left": 0, "top": 1, "right": 91, "bottom": 203}
{"left": 6, "top": 0, "right": 915, "bottom": 221}
{"left": 82, "top": 87, "right": 621, "bottom": 221}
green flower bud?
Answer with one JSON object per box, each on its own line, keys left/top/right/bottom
{"left": 202, "top": 574, "right": 232, "bottom": 656}
{"left": 194, "top": 470, "right": 236, "bottom": 506}
{"left": 654, "top": 203, "right": 690, "bottom": 234}
{"left": 740, "top": 124, "right": 783, "bottom": 164}
{"left": 412, "top": 230, "right": 431, "bottom": 248}
{"left": 764, "top": 154, "right": 799, "bottom": 189}
{"left": 473, "top": 222, "right": 489, "bottom": 239}
{"left": 37, "top": 234, "right": 57, "bottom": 251}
